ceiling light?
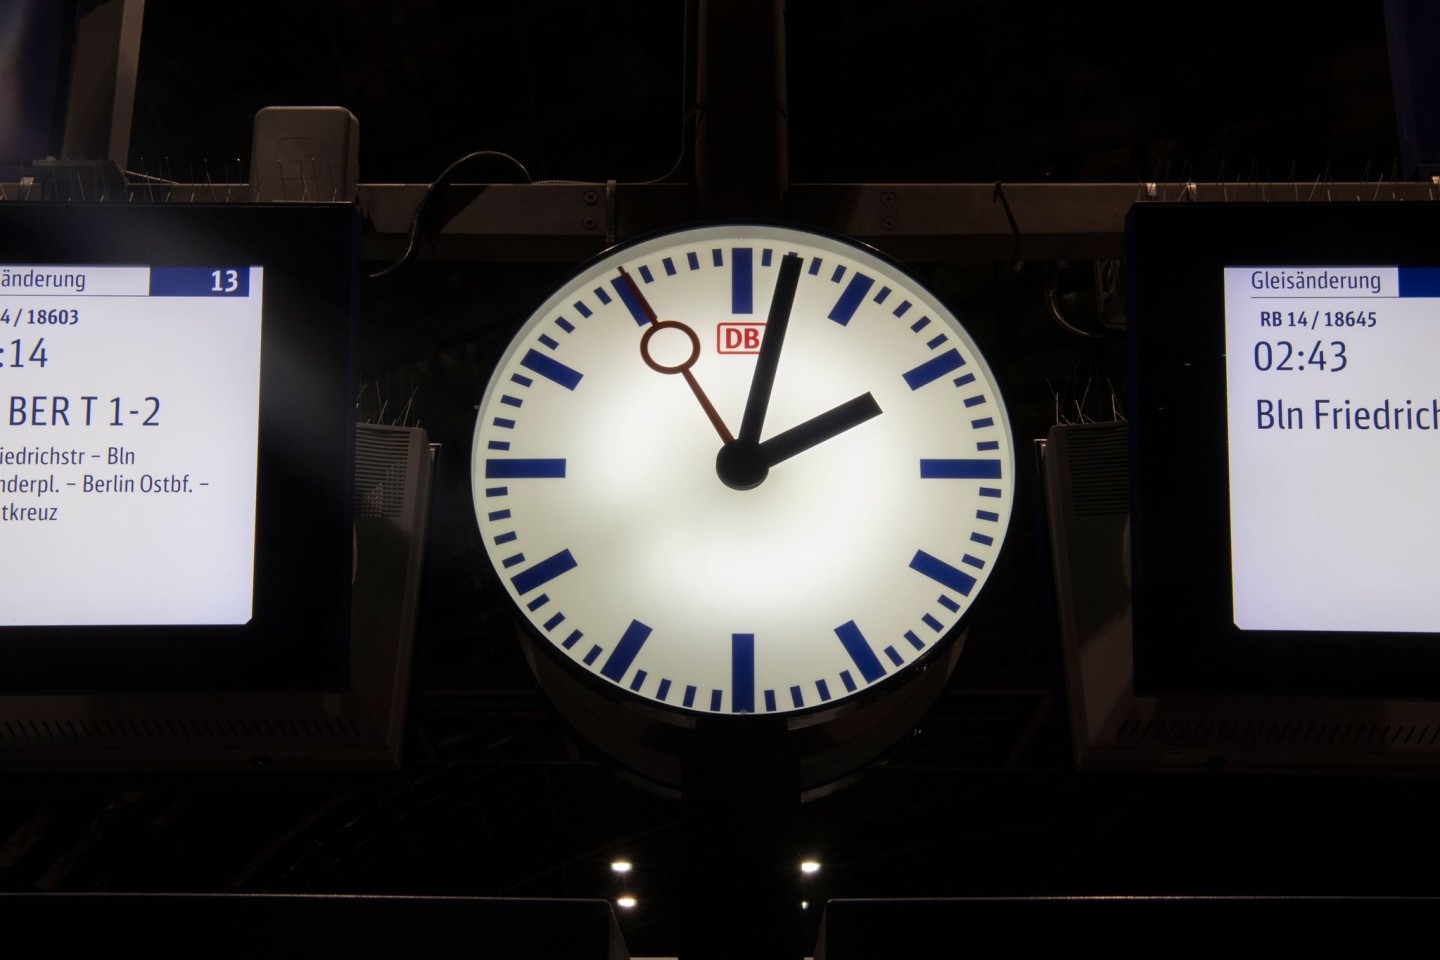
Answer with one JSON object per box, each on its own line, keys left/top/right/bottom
{"left": 800, "top": 860, "right": 821, "bottom": 874}
{"left": 611, "top": 860, "right": 633, "bottom": 873}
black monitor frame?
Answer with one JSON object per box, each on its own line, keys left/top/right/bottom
{"left": 1128, "top": 201, "right": 1440, "bottom": 699}
{"left": 0, "top": 201, "right": 357, "bottom": 694}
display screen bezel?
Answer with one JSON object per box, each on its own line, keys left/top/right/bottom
{"left": 0, "top": 202, "right": 357, "bottom": 693}
{"left": 1128, "top": 202, "right": 1440, "bottom": 698}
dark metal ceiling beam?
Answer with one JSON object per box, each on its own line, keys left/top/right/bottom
{"left": 342, "top": 180, "right": 1440, "bottom": 264}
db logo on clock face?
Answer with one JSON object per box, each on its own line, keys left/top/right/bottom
{"left": 717, "top": 323, "right": 765, "bottom": 354}
{"left": 471, "top": 222, "right": 1015, "bottom": 717}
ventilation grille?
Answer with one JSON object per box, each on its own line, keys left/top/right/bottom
{"left": 1115, "top": 717, "right": 1440, "bottom": 751}
{"left": 1065, "top": 423, "right": 1129, "bottom": 516}
{"left": 0, "top": 715, "right": 363, "bottom": 743}
{"left": 354, "top": 428, "right": 414, "bottom": 519}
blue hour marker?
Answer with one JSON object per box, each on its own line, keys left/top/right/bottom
{"left": 808, "top": 257, "right": 822, "bottom": 276}
{"left": 520, "top": 348, "right": 583, "bottom": 390}
{"left": 573, "top": 302, "right": 592, "bottom": 319}
{"left": 662, "top": 257, "right": 676, "bottom": 276}
{"left": 909, "top": 549, "right": 977, "bottom": 597}
{"left": 543, "top": 611, "right": 565, "bottom": 631}
{"left": 834, "top": 620, "right": 885, "bottom": 683}
{"left": 903, "top": 349, "right": 965, "bottom": 389}
{"left": 926, "top": 334, "right": 948, "bottom": 349}
{"left": 790, "top": 685, "right": 804, "bottom": 708}
{"left": 963, "top": 394, "right": 986, "bottom": 408}
{"left": 840, "top": 670, "right": 857, "bottom": 692}
{"left": 562, "top": 629, "right": 582, "bottom": 649}
{"left": 977, "top": 440, "right": 999, "bottom": 451}
{"left": 712, "top": 248, "right": 723, "bottom": 267}
{"left": 732, "top": 633, "right": 756, "bottom": 713}
{"left": 920, "top": 458, "right": 1002, "bottom": 479}
{"left": 761, "top": 249, "right": 773, "bottom": 266}
{"left": 687, "top": 252, "right": 700, "bottom": 271}
{"left": 600, "top": 619, "right": 652, "bottom": 682}
{"left": 683, "top": 685, "right": 697, "bottom": 708}
{"left": 484, "top": 486, "right": 508, "bottom": 498}
{"left": 710, "top": 689, "right": 723, "bottom": 711}
{"left": 525, "top": 593, "right": 548, "bottom": 610}
{"left": 938, "top": 594, "right": 961, "bottom": 611}
{"left": 556, "top": 316, "right": 576, "bottom": 333}
{"left": 884, "top": 646, "right": 903, "bottom": 667}
{"left": 583, "top": 645, "right": 603, "bottom": 666}
{"left": 971, "top": 532, "right": 994, "bottom": 546}
{"left": 893, "top": 300, "right": 912, "bottom": 318}
{"left": 817, "top": 679, "right": 832, "bottom": 702}
{"left": 830, "top": 265, "right": 846, "bottom": 283}
{"left": 971, "top": 417, "right": 994, "bottom": 429}
{"left": 828, "top": 273, "right": 875, "bottom": 325}
{"left": 910, "top": 316, "right": 931, "bottom": 333}
{"left": 538, "top": 334, "right": 559, "bottom": 350}
{"left": 494, "top": 531, "right": 517, "bottom": 544}
{"left": 922, "top": 614, "right": 943, "bottom": 632}
{"left": 977, "top": 509, "right": 1000, "bottom": 522}
{"left": 510, "top": 373, "right": 533, "bottom": 387}
{"left": 764, "top": 689, "right": 777, "bottom": 712}
{"left": 636, "top": 267, "right": 653, "bottom": 285}
{"left": 904, "top": 630, "right": 925, "bottom": 650}
{"left": 488, "top": 509, "right": 512, "bottom": 521}
{"left": 485, "top": 458, "right": 566, "bottom": 478}
{"left": 593, "top": 286, "right": 612, "bottom": 305}
{"left": 487, "top": 441, "right": 510, "bottom": 451}
{"left": 657, "top": 678, "right": 672, "bottom": 701}
{"left": 511, "top": 548, "right": 578, "bottom": 595}
{"left": 732, "top": 247, "right": 753, "bottom": 314}
{"left": 493, "top": 417, "right": 515, "bottom": 429}
{"left": 611, "top": 276, "right": 650, "bottom": 326}
{"left": 630, "top": 669, "right": 647, "bottom": 692}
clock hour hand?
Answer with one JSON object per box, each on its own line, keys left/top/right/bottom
{"left": 738, "top": 252, "right": 803, "bottom": 443}
{"left": 759, "top": 392, "right": 882, "bottom": 466}
{"left": 716, "top": 392, "right": 881, "bottom": 490}
{"left": 619, "top": 267, "right": 735, "bottom": 444}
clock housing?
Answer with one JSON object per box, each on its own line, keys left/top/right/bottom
{"left": 471, "top": 223, "right": 1014, "bottom": 737}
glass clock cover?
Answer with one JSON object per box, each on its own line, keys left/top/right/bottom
{"left": 471, "top": 223, "right": 1014, "bottom": 716}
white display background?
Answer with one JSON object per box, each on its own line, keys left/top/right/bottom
{"left": 0, "top": 265, "right": 262, "bottom": 625}
{"left": 1225, "top": 266, "right": 1440, "bottom": 632}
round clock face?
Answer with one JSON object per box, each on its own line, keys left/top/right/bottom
{"left": 471, "top": 223, "right": 1014, "bottom": 717}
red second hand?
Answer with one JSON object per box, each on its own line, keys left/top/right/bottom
{"left": 618, "top": 266, "right": 735, "bottom": 444}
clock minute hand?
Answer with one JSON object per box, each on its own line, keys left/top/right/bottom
{"left": 758, "top": 392, "right": 883, "bottom": 468}
{"left": 738, "top": 252, "right": 803, "bottom": 444}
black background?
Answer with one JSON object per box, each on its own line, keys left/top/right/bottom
{"left": 5, "top": 2, "right": 1437, "bottom": 957}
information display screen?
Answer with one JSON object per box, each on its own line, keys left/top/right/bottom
{"left": 2, "top": 265, "right": 264, "bottom": 626}
{"left": 0, "top": 202, "right": 357, "bottom": 693}
{"left": 1224, "top": 266, "right": 1440, "bottom": 634}
{"left": 1128, "top": 202, "right": 1440, "bottom": 698}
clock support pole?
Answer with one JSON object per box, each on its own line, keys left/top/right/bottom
{"left": 681, "top": 717, "right": 803, "bottom": 960}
